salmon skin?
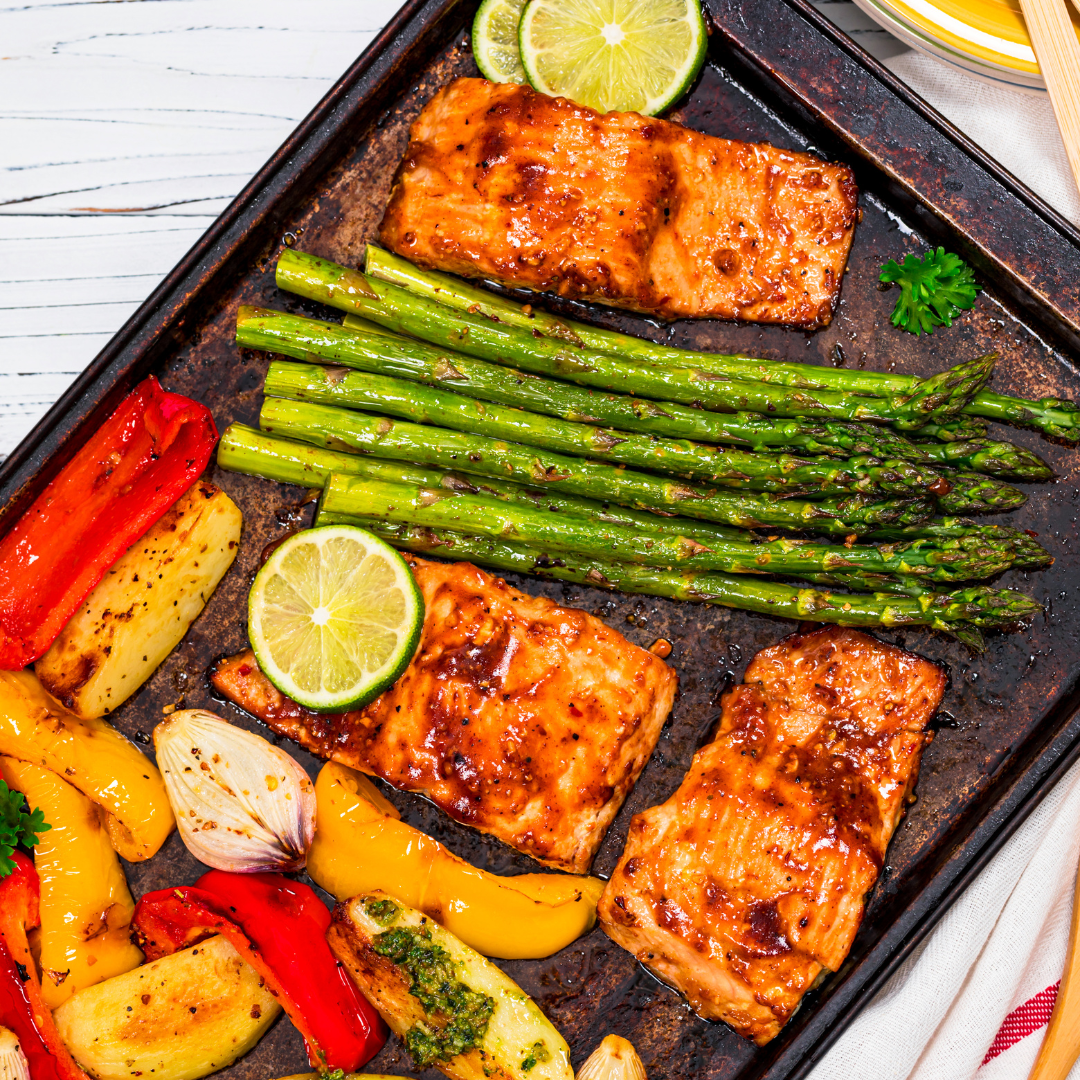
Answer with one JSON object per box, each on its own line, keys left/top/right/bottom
{"left": 379, "top": 78, "right": 859, "bottom": 328}
{"left": 597, "top": 625, "right": 945, "bottom": 1044}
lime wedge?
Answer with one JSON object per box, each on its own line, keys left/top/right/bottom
{"left": 518, "top": 0, "right": 707, "bottom": 116}
{"left": 473, "top": 0, "right": 528, "bottom": 83}
{"left": 248, "top": 526, "right": 423, "bottom": 713}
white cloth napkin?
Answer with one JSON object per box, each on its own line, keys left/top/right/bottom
{"left": 809, "top": 47, "right": 1080, "bottom": 1080}
{"left": 883, "top": 51, "right": 1080, "bottom": 228}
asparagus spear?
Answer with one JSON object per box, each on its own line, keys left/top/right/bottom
{"left": 916, "top": 418, "right": 989, "bottom": 441}
{"left": 315, "top": 502, "right": 956, "bottom": 601}
{"left": 311, "top": 510, "right": 1040, "bottom": 643}
{"left": 241, "top": 304, "right": 938, "bottom": 462}
{"left": 934, "top": 469, "right": 1027, "bottom": 514}
{"left": 263, "top": 358, "right": 949, "bottom": 498}
{"left": 866, "top": 517, "right": 1052, "bottom": 568}
{"left": 275, "top": 251, "right": 993, "bottom": 430}
{"left": 915, "top": 437, "right": 1052, "bottom": 480}
{"left": 363, "top": 245, "right": 1080, "bottom": 441}
{"left": 319, "top": 473, "right": 1024, "bottom": 584}
{"left": 259, "top": 397, "right": 932, "bottom": 535}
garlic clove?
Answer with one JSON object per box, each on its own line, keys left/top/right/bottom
{"left": 575, "top": 1036, "right": 646, "bottom": 1080}
{"left": 154, "top": 709, "right": 316, "bottom": 873}
{"left": 0, "top": 1027, "right": 29, "bottom": 1080}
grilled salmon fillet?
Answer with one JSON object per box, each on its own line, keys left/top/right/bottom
{"left": 379, "top": 78, "right": 858, "bottom": 327}
{"left": 211, "top": 556, "right": 676, "bottom": 873}
{"left": 597, "top": 625, "right": 944, "bottom": 1044}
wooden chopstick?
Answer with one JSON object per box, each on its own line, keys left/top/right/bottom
{"left": 1028, "top": 848, "right": 1080, "bottom": 1079}
{"left": 1017, "top": 0, "right": 1080, "bottom": 199}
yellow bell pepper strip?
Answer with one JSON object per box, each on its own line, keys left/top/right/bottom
{"left": 307, "top": 762, "right": 603, "bottom": 960}
{"left": 0, "top": 852, "right": 93, "bottom": 1080}
{"left": 0, "top": 672, "right": 174, "bottom": 861}
{"left": 0, "top": 758, "right": 142, "bottom": 1009}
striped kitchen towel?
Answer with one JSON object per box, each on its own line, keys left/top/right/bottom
{"left": 809, "top": 755, "right": 1080, "bottom": 1079}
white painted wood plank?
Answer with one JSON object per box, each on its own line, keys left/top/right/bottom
{"left": 0, "top": 302, "right": 142, "bottom": 342}
{"left": 0, "top": 218, "right": 210, "bottom": 282}
{"left": 0, "top": 274, "right": 163, "bottom": 309}
{"left": 0, "top": 334, "right": 116, "bottom": 367}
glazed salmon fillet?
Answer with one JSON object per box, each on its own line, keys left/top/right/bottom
{"left": 597, "top": 625, "right": 945, "bottom": 1044}
{"left": 379, "top": 78, "right": 858, "bottom": 327}
{"left": 211, "top": 556, "right": 676, "bottom": 874}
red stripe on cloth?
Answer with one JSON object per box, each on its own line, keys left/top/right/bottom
{"left": 981, "top": 981, "right": 1061, "bottom": 1066}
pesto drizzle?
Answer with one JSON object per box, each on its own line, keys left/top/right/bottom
{"left": 364, "top": 897, "right": 401, "bottom": 926}
{"left": 521, "top": 1040, "right": 551, "bottom": 1072}
{"left": 372, "top": 922, "right": 495, "bottom": 1068}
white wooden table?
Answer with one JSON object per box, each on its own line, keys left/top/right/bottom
{"left": 0, "top": 0, "right": 901, "bottom": 460}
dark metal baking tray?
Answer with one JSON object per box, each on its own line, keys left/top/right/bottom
{"left": 2, "top": 1, "right": 1080, "bottom": 1078}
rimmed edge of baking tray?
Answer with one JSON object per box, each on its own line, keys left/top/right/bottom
{"left": 2, "top": 1, "right": 1080, "bottom": 1077}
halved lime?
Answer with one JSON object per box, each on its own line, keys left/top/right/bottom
{"left": 248, "top": 526, "right": 423, "bottom": 712}
{"left": 518, "top": 0, "right": 708, "bottom": 116}
{"left": 473, "top": 0, "right": 528, "bottom": 83}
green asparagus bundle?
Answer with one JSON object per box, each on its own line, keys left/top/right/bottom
{"left": 218, "top": 424, "right": 1049, "bottom": 585}
{"left": 309, "top": 510, "right": 1040, "bottom": 648}
{"left": 317, "top": 473, "right": 1026, "bottom": 584}
{"left": 262, "top": 358, "right": 951, "bottom": 499}
{"left": 362, "top": 244, "right": 1080, "bottom": 442}
{"left": 239, "top": 305, "right": 1049, "bottom": 480}
{"left": 274, "top": 251, "right": 994, "bottom": 431}
{"left": 240, "top": 304, "right": 948, "bottom": 462}
{"left": 259, "top": 397, "right": 933, "bottom": 536}
{"left": 219, "top": 248, "right": 1057, "bottom": 640}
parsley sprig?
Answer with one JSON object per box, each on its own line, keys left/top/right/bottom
{"left": 0, "top": 780, "right": 50, "bottom": 876}
{"left": 880, "top": 247, "right": 981, "bottom": 336}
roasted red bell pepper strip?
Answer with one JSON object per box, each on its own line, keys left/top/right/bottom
{"left": 0, "top": 376, "right": 217, "bottom": 669}
{"left": 132, "top": 870, "right": 385, "bottom": 1071}
{"left": 0, "top": 852, "right": 91, "bottom": 1080}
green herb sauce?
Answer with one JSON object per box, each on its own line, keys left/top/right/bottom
{"left": 372, "top": 923, "right": 495, "bottom": 1068}
{"left": 364, "top": 897, "right": 401, "bottom": 926}
{"left": 521, "top": 1040, "right": 551, "bottom": 1072}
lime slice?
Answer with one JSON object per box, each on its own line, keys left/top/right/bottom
{"left": 473, "top": 0, "right": 528, "bottom": 83}
{"left": 518, "top": 0, "right": 708, "bottom": 116}
{"left": 248, "top": 526, "right": 423, "bottom": 712}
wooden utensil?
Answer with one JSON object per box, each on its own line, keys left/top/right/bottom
{"left": 1017, "top": 0, "right": 1080, "bottom": 199}
{"left": 1028, "top": 848, "right": 1080, "bottom": 1080}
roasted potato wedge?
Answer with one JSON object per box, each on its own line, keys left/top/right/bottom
{"left": 52, "top": 934, "right": 280, "bottom": 1080}
{"left": 328, "top": 893, "right": 572, "bottom": 1080}
{"left": 36, "top": 480, "right": 242, "bottom": 720}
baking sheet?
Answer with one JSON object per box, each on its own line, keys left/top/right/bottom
{"left": 2, "top": 1, "right": 1080, "bottom": 1077}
